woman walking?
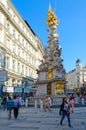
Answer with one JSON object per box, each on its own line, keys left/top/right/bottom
{"left": 59, "top": 97, "right": 72, "bottom": 127}
{"left": 69, "top": 94, "right": 75, "bottom": 113}
{"left": 44, "top": 95, "right": 51, "bottom": 111}
{"left": 3, "top": 96, "right": 7, "bottom": 111}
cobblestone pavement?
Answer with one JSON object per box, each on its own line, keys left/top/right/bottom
{"left": 0, "top": 107, "right": 86, "bottom": 130}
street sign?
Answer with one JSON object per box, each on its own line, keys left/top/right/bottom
{"left": 0, "top": 86, "right": 2, "bottom": 94}
{"left": 7, "top": 86, "right": 14, "bottom": 93}
{"left": 0, "top": 70, "right": 8, "bottom": 83}
{"left": 14, "top": 87, "right": 22, "bottom": 93}
{"left": 24, "top": 88, "right": 30, "bottom": 93}
{"left": 3, "top": 86, "right": 7, "bottom": 92}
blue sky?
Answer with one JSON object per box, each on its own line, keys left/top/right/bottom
{"left": 11, "top": 0, "right": 86, "bottom": 72}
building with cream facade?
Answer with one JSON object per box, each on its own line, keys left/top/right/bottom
{"left": 66, "top": 59, "right": 86, "bottom": 94}
{"left": 0, "top": 0, "right": 44, "bottom": 95}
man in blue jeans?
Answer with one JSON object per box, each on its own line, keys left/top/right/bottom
{"left": 13, "top": 95, "right": 21, "bottom": 118}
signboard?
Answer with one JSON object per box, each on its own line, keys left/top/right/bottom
{"left": 0, "top": 70, "right": 8, "bottom": 83}
{"left": 3, "top": 86, "right": 7, "bottom": 92}
{"left": 0, "top": 86, "right": 2, "bottom": 94}
{"left": 58, "top": 73, "right": 62, "bottom": 78}
{"left": 14, "top": 87, "right": 22, "bottom": 93}
{"left": 24, "top": 88, "right": 30, "bottom": 93}
{"left": 7, "top": 87, "right": 14, "bottom": 93}
{"left": 0, "top": 49, "right": 5, "bottom": 67}
{"left": 3, "top": 86, "right": 14, "bottom": 93}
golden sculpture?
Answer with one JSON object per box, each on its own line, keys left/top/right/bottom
{"left": 56, "top": 80, "right": 64, "bottom": 94}
{"left": 46, "top": 8, "right": 59, "bottom": 27}
{"left": 47, "top": 69, "right": 53, "bottom": 79}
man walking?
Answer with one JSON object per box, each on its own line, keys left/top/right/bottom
{"left": 13, "top": 95, "right": 21, "bottom": 119}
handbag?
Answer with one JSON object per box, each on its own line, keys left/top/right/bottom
{"left": 67, "top": 109, "right": 70, "bottom": 114}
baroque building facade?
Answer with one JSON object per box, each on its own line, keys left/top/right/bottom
{"left": 66, "top": 59, "right": 86, "bottom": 94}
{"left": 0, "top": 0, "right": 44, "bottom": 95}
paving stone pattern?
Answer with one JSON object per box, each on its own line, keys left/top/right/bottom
{"left": 0, "top": 107, "right": 86, "bottom": 130}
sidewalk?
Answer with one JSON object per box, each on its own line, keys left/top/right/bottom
{"left": 0, "top": 107, "right": 86, "bottom": 130}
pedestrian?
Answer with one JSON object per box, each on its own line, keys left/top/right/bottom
{"left": 43, "top": 95, "right": 51, "bottom": 112}
{"left": 3, "top": 96, "right": 7, "bottom": 111}
{"left": 59, "top": 97, "right": 72, "bottom": 127}
{"left": 6, "top": 96, "right": 13, "bottom": 119}
{"left": 69, "top": 94, "right": 75, "bottom": 113}
{"left": 48, "top": 95, "right": 52, "bottom": 107}
{"left": 13, "top": 95, "right": 21, "bottom": 119}
{"left": 25, "top": 98, "right": 28, "bottom": 107}
{"left": 0, "top": 96, "right": 2, "bottom": 109}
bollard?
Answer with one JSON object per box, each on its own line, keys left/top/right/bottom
{"left": 25, "top": 98, "right": 28, "bottom": 107}
{"left": 35, "top": 100, "right": 37, "bottom": 108}
{"left": 40, "top": 100, "right": 43, "bottom": 109}
{"left": 81, "top": 98, "right": 84, "bottom": 105}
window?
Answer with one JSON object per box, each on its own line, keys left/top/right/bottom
{"left": 29, "top": 57, "right": 31, "bottom": 63}
{"left": 31, "top": 57, "right": 32, "bottom": 64}
{"left": 6, "top": 56, "right": 10, "bottom": 69}
{"left": 27, "top": 56, "right": 29, "bottom": 63}
{"left": 12, "top": 59, "right": 15, "bottom": 71}
{"left": 26, "top": 42, "right": 28, "bottom": 48}
{"left": 7, "top": 7, "right": 10, "bottom": 11}
{"left": 26, "top": 54, "right": 27, "bottom": 61}
{"left": 18, "top": 47, "right": 20, "bottom": 56}
{"left": 22, "top": 65, "right": 24, "bottom": 74}
{"left": 0, "top": 54, "right": 2, "bottom": 66}
{"left": 13, "top": 43, "right": 15, "bottom": 53}
{"left": 26, "top": 67, "right": 27, "bottom": 76}
{"left": 18, "top": 21, "right": 20, "bottom": 25}
{"left": 13, "top": 29, "right": 15, "bottom": 37}
{"left": 18, "top": 62, "right": 20, "bottom": 73}
{"left": 30, "top": 36, "right": 32, "bottom": 41}
{"left": 24, "top": 52, "right": 26, "bottom": 60}
{"left": 13, "top": 14, "right": 15, "bottom": 19}
{"left": 6, "top": 23, "right": 10, "bottom": 32}
{"left": 18, "top": 34, "right": 20, "bottom": 41}
{"left": 22, "top": 26, "right": 24, "bottom": 30}
{"left": 0, "top": 51, "right": 5, "bottom": 67}
{"left": 29, "top": 69, "right": 30, "bottom": 76}
{"left": 31, "top": 70, "right": 33, "bottom": 77}
{"left": 6, "top": 39, "right": 10, "bottom": 48}
{"left": 22, "top": 51, "right": 24, "bottom": 59}
{"left": 24, "top": 42, "right": 26, "bottom": 48}
{"left": 22, "top": 39, "right": 24, "bottom": 45}
{"left": 28, "top": 44, "right": 30, "bottom": 50}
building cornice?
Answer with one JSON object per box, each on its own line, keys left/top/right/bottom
{"left": 37, "top": 77, "right": 65, "bottom": 84}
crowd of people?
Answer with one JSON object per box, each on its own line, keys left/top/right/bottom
{"left": 43, "top": 94, "right": 75, "bottom": 128}
{"left": 0, "top": 95, "right": 21, "bottom": 119}
{"left": 0, "top": 93, "right": 83, "bottom": 128}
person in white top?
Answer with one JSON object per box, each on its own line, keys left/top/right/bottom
{"left": 48, "top": 95, "right": 52, "bottom": 106}
{"left": 44, "top": 95, "right": 51, "bottom": 111}
{"left": 59, "top": 97, "right": 72, "bottom": 127}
